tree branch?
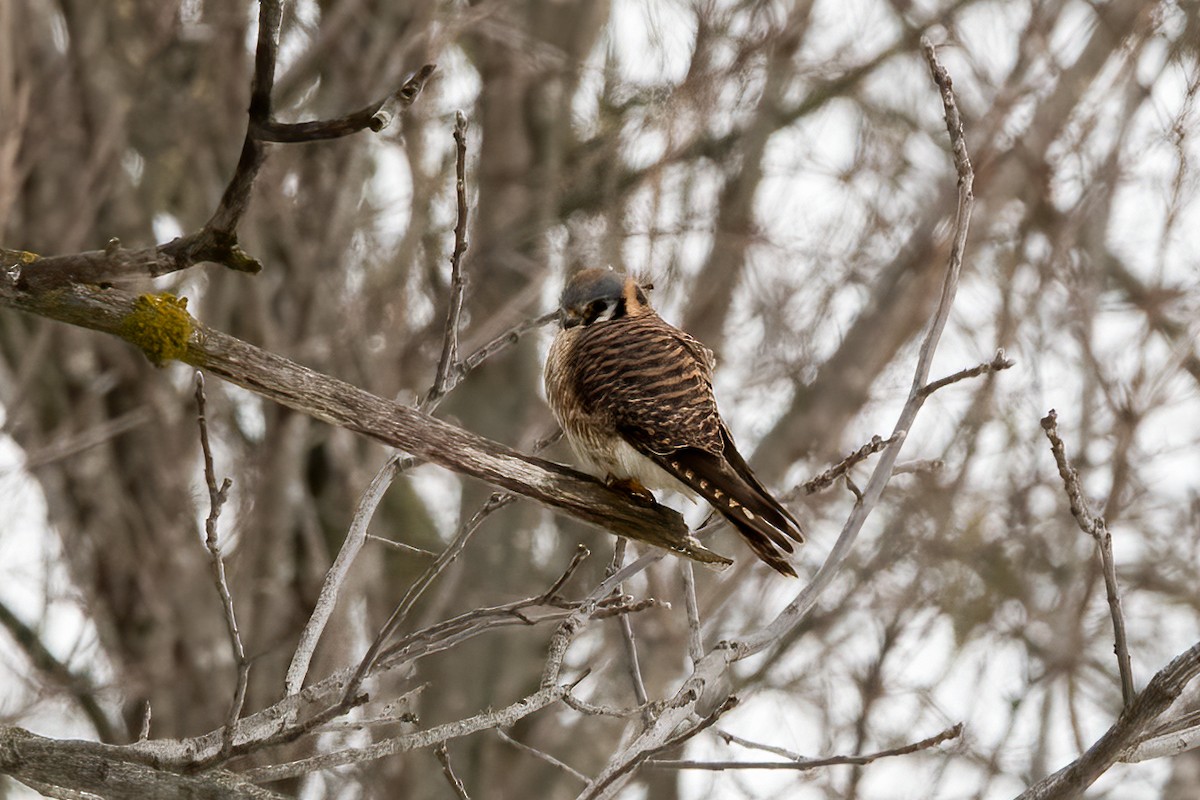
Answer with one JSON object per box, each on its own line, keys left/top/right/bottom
{"left": 1018, "top": 640, "right": 1200, "bottom": 799}
{"left": 0, "top": 728, "right": 284, "bottom": 800}
{"left": 0, "top": 280, "right": 731, "bottom": 568}
{"left": 1041, "top": 408, "right": 1135, "bottom": 706}
{"left": 574, "top": 37, "right": 977, "bottom": 799}
{"left": 647, "top": 722, "right": 963, "bottom": 771}
{"left": 252, "top": 64, "right": 436, "bottom": 142}
{"left": 426, "top": 110, "right": 471, "bottom": 409}
{"left": 435, "top": 743, "right": 472, "bottom": 800}
{"left": 193, "top": 374, "right": 249, "bottom": 759}
{"left": 0, "top": 602, "right": 116, "bottom": 743}
{"left": 2, "top": 5, "right": 434, "bottom": 291}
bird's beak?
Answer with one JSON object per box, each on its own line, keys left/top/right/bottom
{"left": 561, "top": 307, "right": 582, "bottom": 329}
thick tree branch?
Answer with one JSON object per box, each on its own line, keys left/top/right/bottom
{"left": 0, "top": 728, "right": 284, "bottom": 800}
{"left": 0, "top": 281, "right": 729, "bottom": 567}
{"left": 1018, "top": 641, "right": 1200, "bottom": 799}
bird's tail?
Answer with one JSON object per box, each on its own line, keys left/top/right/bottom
{"left": 653, "top": 446, "right": 803, "bottom": 577}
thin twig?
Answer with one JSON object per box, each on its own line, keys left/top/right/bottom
{"left": 341, "top": 492, "right": 514, "bottom": 707}
{"left": 732, "top": 36, "right": 976, "bottom": 661}
{"left": 716, "top": 728, "right": 804, "bottom": 760}
{"left": 920, "top": 348, "right": 1015, "bottom": 397}
{"left": 1040, "top": 408, "right": 1135, "bottom": 706}
{"left": 366, "top": 534, "right": 439, "bottom": 558}
{"left": 194, "top": 373, "right": 249, "bottom": 759}
{"left": 561, "top": 692, "right": 653, "bottom": 719}
{"left": 242, "top": 549, "right": 648, "bottom": 784}
{"left": 496, "top": 728, "right": 590, "bottom": 783}
{"left": 543, "top": 544, "right": 592, "bottom": 600}
{"left": 456, "top": 311, "right": 560, "bottom": 376}
{"left": 253, "top": 64, "right": 436, "bottom": 141}
{"left": 795, "top": 434, "right": 895, "bottom": 497}
{"left": 426, "top": 111, "right": 471, "bottom": 410}
{"left": 138, "top": 702, "right": 152, "bottom": 743}
{"left": 583, "top": 697, "right": 738, "bottom": 800}
{"left": 647, "top": 722, "right": 963, "bottom": 770}
{"left": 607, "top": 540, "right": 651, "bottom": 716}
{"left": 435, "top": 743, "right": 472, "bottom": 800}
{"left": 680, "top": 560, "right": 704, "bottom": 664}
{"left": 892, "top": 458, "right": 945, "bottom": 476}
{"left": 284, "top": 453, "right": 418, "bottom": 698}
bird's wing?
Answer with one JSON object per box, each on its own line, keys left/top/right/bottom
{"left": 571, "top": 314, "right": 803, "bottom": 576}
{"left": 571, "top": 313, "right": 724, "bottom": 456}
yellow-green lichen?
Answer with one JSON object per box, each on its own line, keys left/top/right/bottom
{"left": 119, "top": 293, "right": 194, "bottom": 366}
{"left": 1, "top": 248, "right": 40, "bottom": 266}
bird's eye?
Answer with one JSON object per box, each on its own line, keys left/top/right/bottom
{"left": 585, "top": 298, "right": 622, "bottom": 324}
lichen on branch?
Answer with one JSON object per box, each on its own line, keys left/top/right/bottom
{"left": 118, "top": 293, "right": 194, "bottom": 367}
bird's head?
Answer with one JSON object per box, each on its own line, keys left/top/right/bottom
{"left": 558, "top": 268, "right": 652, "bottom": 329}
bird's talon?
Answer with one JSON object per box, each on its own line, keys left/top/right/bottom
{"left": 606, "top": 476, "right": 655, "bottom": 502}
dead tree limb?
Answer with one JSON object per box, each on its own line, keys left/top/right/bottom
{"left": 0, "top": 278, "right": 729, "bottom": 567}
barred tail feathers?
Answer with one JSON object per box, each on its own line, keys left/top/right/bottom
{"left": 653, "top": 447, "right": 801, "bottom": 577}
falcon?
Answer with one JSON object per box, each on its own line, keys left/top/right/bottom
{"left": 544, "top": 268, "right": 804, "bottom": 576}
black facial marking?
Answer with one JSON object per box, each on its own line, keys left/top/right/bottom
{"left": 582, "top": 297, "right": 626, "bottom": 325}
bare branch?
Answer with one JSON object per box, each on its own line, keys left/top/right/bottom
{"left": 193, "top": 373, "right": 248, "bottom": 759}
{"left": 240, "top": 558, "right": 650, "bottom": 784}
{"left": 284, "top": 454, "right": 416, "bottom": 698}
{"left": 920, "top": 348, "right": 1015, "bottom": 397}
{"left": 680, "top": 560, "right": 704, "bottom": 664}
{"left": 716, "top": 728, "right": 806, "bottom": 760}
{"left": 582, "top": 697, "right": 738, "bottom": 800}
{"left": 0, "top": 281, "right": 729, "bottom": 567}
{"left": 1041, "top": 408, "right": 1135, "bottom": 706}
{"left": 252, "top": 64, "right": 436, "bottom": 142}
{"left": 647, "top": 722, "right": 963, "bottom": 771}
{"left": 3, "top": 11, "right": 434, "bottom": 291}
{"left": 457, "top": 311, "right": 560, "bottom": 377}
{"left": 435, "top": 743, "right": 472, "bottom": 800}
{"left": 1019, "top": 640, "right": 1200, "bottom": 799}
{"left": 426, "top": 111, "right": 472, "bottom": 409}
{"left": 137, "top": 703, "right": 151, "bottom": 743}
{"left": 0, "top": 728, "right": 284, "bottom": 800}
{"left": 794, "top": 434, "right": 896, "bottom": 497}
{"left": 1121, "top": 716, "right": 1200, "bottom": 763}
{"left": 342, "top": 492, "right": 514, "bottom": 707}
{"left": 497, "top": 728, "right": 590, "bottom": 783}
{"left": 0, "top": 601, "right": 116, "bottom": 743}
{"left": 561, "top": 693, "right": 651, "bottom": 719}
{"left": 733, "top": 34, "right": 976, "bottom": 660}
{"left": 366, "top": 534, "right": 439, "bottom": 558}
{"left": 607, "top": 539, "right": 650, "bottom": 716}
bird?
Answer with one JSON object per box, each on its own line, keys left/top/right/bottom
{"left": 544, "top": 267, "right": 804, "bottom": 576}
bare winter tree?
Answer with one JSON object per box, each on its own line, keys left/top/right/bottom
{"left": 2, "top": 1, "right": 1200, "bottom": 799}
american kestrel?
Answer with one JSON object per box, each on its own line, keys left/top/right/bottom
{"left": 544, "top": 268, "right": 804, "bottom": 576}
